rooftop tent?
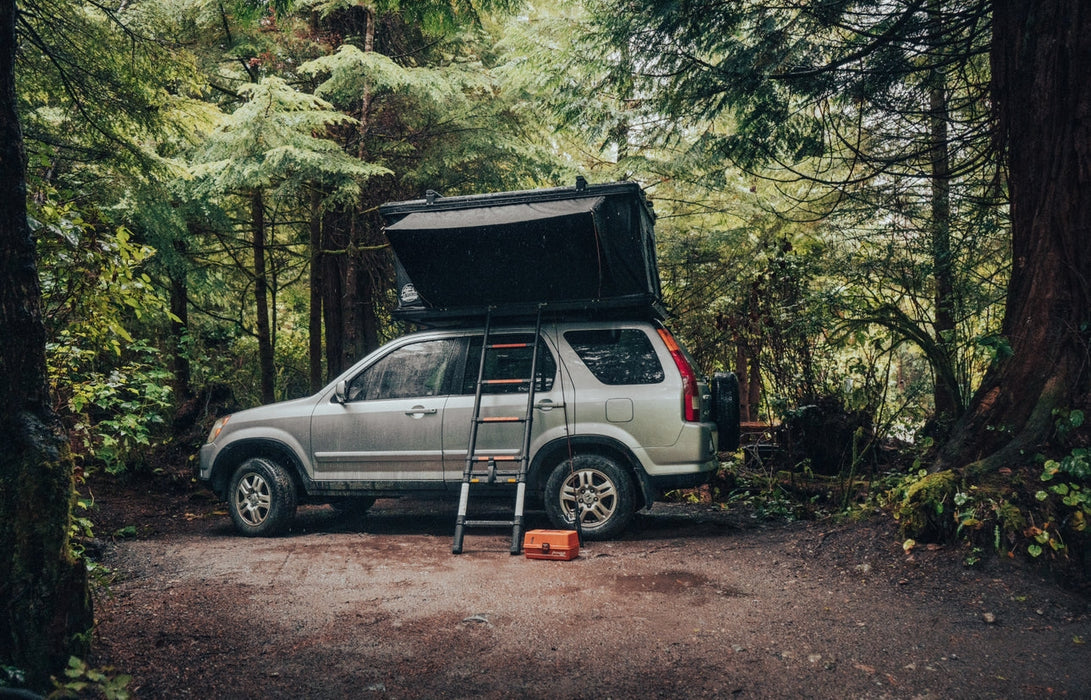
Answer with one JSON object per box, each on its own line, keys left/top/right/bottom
{"left": 380, "top": 181, "right": 663, "bottom": 320}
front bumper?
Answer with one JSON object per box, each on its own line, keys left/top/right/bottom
{"left": 197, "top": 443, "right": 216, "bottom": 482}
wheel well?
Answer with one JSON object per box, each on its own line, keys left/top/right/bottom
{"left": 211, "top": 440, "right": 306, "bottom": 499}
{"left": 530, "top": 438, "right": 650, "bottom": 509}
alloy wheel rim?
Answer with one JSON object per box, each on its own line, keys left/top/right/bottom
{"left": 235, "top": 472, "right": 272, "bottom": 526}
{"left": 560, "top": 468, "right": 617, "bottom": 527}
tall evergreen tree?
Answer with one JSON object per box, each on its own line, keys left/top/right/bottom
{"left": 191, "top": 76, "right": 381, "bottom": 403}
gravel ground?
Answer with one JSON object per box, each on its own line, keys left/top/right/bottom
{"left": 87, "top": 480, "right": 1091, "bottom": 699}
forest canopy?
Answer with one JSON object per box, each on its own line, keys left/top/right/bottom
{"left": 2, "top": 0, "right": 1089, "bottom": 688}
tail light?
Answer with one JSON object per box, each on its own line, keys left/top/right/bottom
{"left": 656, "top": 328, "right": 700, "bottom": 422}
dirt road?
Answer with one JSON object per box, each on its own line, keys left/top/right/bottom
{"left": 90, "top": 488, "right": 1090, "bottom": 698}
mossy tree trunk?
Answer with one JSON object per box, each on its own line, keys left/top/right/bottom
{"left": 937, "top": 0, "right": 1091, "bottom": 473}
{"left": 0, "top": 0, "right": 93, "bottom": 688}
{"left": 904, "top": 0, "right": 1091, "bottom": 540}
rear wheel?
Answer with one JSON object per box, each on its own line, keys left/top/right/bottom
{"left": 228, "top": 457, "right": 297, "bottom": 536}
{"left": 544, "top": 455, "right": 635, "bottom": 540}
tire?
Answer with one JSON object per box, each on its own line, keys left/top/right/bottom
{"left": 544, "top": 455, "right": 635, "bottom": 540}
{"left": 712, "top": 371, "right": 741, "bottom": 452}
{"left": 329, "top": 496, "right": 376, "bottom": 516}
{"left": 228, "top": 457, "right": 297, "bottom": 537}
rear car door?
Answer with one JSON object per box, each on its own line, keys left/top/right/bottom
{"left": 442, "top": 331, "right": 571, "bottom": 482}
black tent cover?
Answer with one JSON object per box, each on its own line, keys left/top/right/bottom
{"left": 380, "top": 181, "right": 663, "bottom": 321}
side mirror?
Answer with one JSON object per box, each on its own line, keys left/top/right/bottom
{"left": 333, "top": 380, "right": 348, "bottom": 404}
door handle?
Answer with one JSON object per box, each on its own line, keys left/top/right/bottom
{"left": 535, "top": 399, "right": 564, "bottom": 411}
{"left": 405, "top": 406, "right": 438, "bottom": 417}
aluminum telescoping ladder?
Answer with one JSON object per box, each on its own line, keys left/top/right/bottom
{"left": 452, "top": 306, "right": 544, "bottom": 554}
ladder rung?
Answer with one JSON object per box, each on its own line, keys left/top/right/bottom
{"left": 488, "top": 342, "right": 530, "bottom": 349}
{"left": 479, "top": 416, "right": 524, "bottom": 423}
{"left": 464, "top": 519, "right": 517, "bottom": 528}
{"left": 469, "top": 478, "right": 518, "bottom": 483}
{"left": 481, "top": 378, "right": 528, "bottom": 385}
{"left": 471, "top": 455, "right": 519, "bottom": 461}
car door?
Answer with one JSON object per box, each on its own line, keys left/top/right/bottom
{"left": 309, "top": 337, "right": 463, "bottom": 482}
{"left": 442, "top": 330, "right": 572, "bottom": 483}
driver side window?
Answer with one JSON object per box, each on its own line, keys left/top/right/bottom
{"left": 346, "top": 339, "right": 463, "bottom": 401}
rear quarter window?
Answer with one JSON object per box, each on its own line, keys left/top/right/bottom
{"left": 564, "top": 329, "right": 665, "bottom": 385}
{"left": 460, "top": 333, "right": 557, "bottom": 394}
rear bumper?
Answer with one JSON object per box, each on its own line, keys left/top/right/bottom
{"left": 646, "top": 466, "right": 716, "bottom": 492}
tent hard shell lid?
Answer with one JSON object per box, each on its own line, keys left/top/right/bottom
{"left": 380, "top": 180, "right": 664, "bottom": 321}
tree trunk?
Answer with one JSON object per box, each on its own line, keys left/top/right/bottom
{"left": 251, "top": 191, "right": 275, "bottom": 404}
{"left": 0, "top": 0, "right": 92, "bottom": 687}
{"left": 343, "top": 214, "right": 362, "bottom": 370}
{"left": 309, "top": 188, "right": 324, "bottom": 393}
{"left": 322, "top": 209, "right": 346, "bottom": 379}
{"left": 341, "top": 6, "right": 380, "bottom": 366}
{"left": 938, "top": 0, "right": 1091, "bottom": 472}
{"left": 747, "top": 349, "right": 761, "bottom": 421}
{"left": 927, "top": 8, "right": 962, "bottom": 427}
{"left": 169, "top": 270, "right": 192, "bottom": 404}
{"left": 735, "top": 343, "right": 751, "bottom": 421}
{"left": 735, "top": 338, "right": 762, "bottom": 422}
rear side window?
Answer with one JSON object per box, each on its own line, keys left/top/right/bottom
{"left": 564, "top": 329, "right": 664, "bottom": 385}
{"left": 461, "top": 334, "right": 557, "bottom": 394}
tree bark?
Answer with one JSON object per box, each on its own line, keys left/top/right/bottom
{"left": 308, "top": 188, "right": 324, "bottom": 393}
{"left": 0, "top": 0, "right": 92, "bottom": 687}
{"left": 169, "top": 270, "right": 192, "bottom": 404}
{"left": 251, "top": 191, "right": 275, "bottom": 404}
{"left": 938, "top": 0, "right": 1091, "bottom": 472}
{"left": 927, "top": 6, "right": 962, "bottom": 426}
{"left": 321, "top": 209, "right": 347, "bottom": 379}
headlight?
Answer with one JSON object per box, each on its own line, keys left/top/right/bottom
{"left": 207, "top": 415, "right": 231, "bottom": 443}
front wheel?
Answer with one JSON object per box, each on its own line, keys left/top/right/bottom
{"left": 544, "top": 455, "right": 635, "bottom": 540}
{"left": 228, "top": 457, "right": 297, "bottom": 536}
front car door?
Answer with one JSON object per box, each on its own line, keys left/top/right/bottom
{"left": 309, "top": 337, "right": 464, "bottom": 483}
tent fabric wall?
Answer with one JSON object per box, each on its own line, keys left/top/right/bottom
{"left": 380, "top": 182, "right": 662, "bottom": 321}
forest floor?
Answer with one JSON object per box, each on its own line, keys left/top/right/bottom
{"left": 83, "top": 464, "right": 1091, "bottom": 699}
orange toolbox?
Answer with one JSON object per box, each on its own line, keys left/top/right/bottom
{"left": 523, "top": 529, "right": 580, "bottom": 560}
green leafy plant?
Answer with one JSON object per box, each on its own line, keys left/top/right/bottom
{"left": 58, "top": 340, "right": 174, "bottom": 473}
{"left": 1, "top": 664, "right": 26, "bottom": 688}
{"left": 51, "top": 657, "right": 131, "bottom": 700}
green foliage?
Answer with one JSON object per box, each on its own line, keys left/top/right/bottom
{"left": 191, "top": 76, "right": 383, "bottom": 202}
{"left": 1036, "top": 450, "right": 1091, "bottom": 549}
{"left": 1, "top": 665, "right": 27, "bottom": 689}
{"left": 33, "top": 194, "right": 175, "bottom": 472}
{"left": 711, "top": 454, "right": 808, "bottom": 522}
{"left": 33, "top": 198, "right": 162, "bottom": 355}
{"left": 18, "top": 0, "right": 181, "bottom": 174}
{"left": 951, "top": 488, "right": 1026, "bottom": 556}
{"left": 65, "top": 345, "right": 174, "bottom": 473}
{"left": 51, "top": 657, "right": 132, "bottom": 700}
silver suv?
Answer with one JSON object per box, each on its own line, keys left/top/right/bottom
{"left": 198, "top": 317, "right": 731, "bottom": 539}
